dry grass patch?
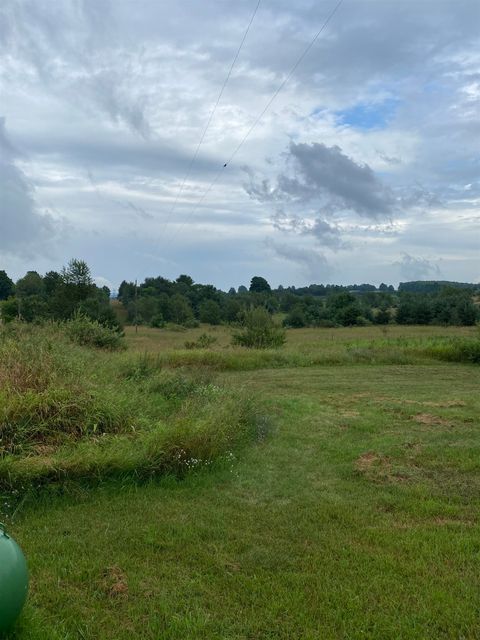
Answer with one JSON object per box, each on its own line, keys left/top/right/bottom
{"left": 100, "top": 566, "right": 129, "bottom": 599}
{"left": 412, "top": 413, "right": 452, "bottom": 427}
{"left": 355, "top": 451, "right": 411, "bottom": 483}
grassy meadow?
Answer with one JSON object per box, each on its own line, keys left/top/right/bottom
{"left": 2, "top": 323, "right": 480, "bottom": 639}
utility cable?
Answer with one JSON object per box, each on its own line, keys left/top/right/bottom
{"left": 161, "top": 0, "right": 261, "bottom": 236}
{"left": 169, "top": 0, "right": 343, "bottom": 242}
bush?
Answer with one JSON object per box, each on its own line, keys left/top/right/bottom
{"left": 232, "top": 308, "right": 286, "bottom": 349}
{"left": 65, "top": 313, "right": 125, "bottom": 350}
{"left": 184, "top": 333, "right": 218, "bottom": 349}
{"left": 314, "top": 319, "right": 337, "bottom": 328}
{"left": 0, "top": 297, "right": 19, "bottom": 323}
{"left": 283, "top": 304, "right": 307, "bottom": 328}
{"left": 149, "top": 314, "right": 165, "bottom": 328}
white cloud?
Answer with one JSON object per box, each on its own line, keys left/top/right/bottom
{"left": 0, "top": 0, "right": 479, "bottom": 287}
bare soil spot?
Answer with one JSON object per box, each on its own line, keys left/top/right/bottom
{"left": 341, "top": 410, "right": 360, "bottom": 418}
{"left": 425, "top": 400, "right": 466, "bottom": 408}
{"left": 413, "top": 413, "right": 452, "bottom": 427}
{"left": 433, "top": 517, "right": 475, "bottom": 527}
{"left": 355, "top": 452, "right": 410, "bottom": 483}
{"left": 100, "top": 566, "right": 129, "bottom": 598}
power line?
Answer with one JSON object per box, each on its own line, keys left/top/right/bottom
{"left": 161, "top": 0, "right": 261, "bottom": 237}
{"left": 169, "top": 0, "right": 344, "bottom": 242}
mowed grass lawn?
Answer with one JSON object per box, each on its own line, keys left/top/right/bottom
{"left": 6, "top": 326, "right": 480, "bottom": 639}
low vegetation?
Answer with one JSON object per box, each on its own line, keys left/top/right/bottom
{"left": 1, "top": 260, "right": 480, "bottom": 639}
{"left": 0, "top": 322, "right": 264, "bottom": 492}
{"left": 2, "top": 323, "right": 480, "bottom": 639}
{"left": 231, "top": 307, "right": 286, "bottom": 349}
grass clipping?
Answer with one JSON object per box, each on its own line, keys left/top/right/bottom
{"left": 0, "top": 323, "right": 265, "bottom": 491}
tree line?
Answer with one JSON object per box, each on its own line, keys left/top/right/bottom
{"left": 0, "top": 260, "right": 118, "bottom": 328}
{"left": 1, "top": 262, "right": 478, "bottom": 328}
{"left": 118, "top": 274, "right": 479, "bottom": 328}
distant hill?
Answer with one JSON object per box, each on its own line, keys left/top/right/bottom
{"left": 398, "top": 280, "right": 479, "bottom": 293}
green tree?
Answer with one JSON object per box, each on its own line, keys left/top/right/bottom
{"left": 0, "top": 270, "right": 14, "bottom": 300}
{"left": 16, "top": 271, "right": 44, "bottom": 298}
{"left": 284, "top": 304, "right": 307, "bottom": 328}
{"left": 118, "top": 280, "right": 136, "bottom": 304}
{"left": 176, "top": 274, "right": 194, "bottom": 287}
{"left": 224, "top": 298, "right": 242, "bottom": 323}
{"left": 57, "top": 259, "right": 96, "bottom": 318}
{"left": 19, "top": 294, "right": 49, "bottom": 322}
{"left": 0, "top": 297, "right": 18, "bottom": 322}
{"left": 169, "top": 294, "right": 194, "bottom": 325}
{"left": 374, "top": 308, "right": 391, "bottom": 325}
{"left": 62, "top": 259, "right": 93, "bottom": 287}
{"left": 43, "top": 271, "right": 62, "bottom": 296}
{"left": 199, "top": 299, "right": 222, "bottom": 325}
{"left": 249, "top": 276, "right": 271, "bottom": 293}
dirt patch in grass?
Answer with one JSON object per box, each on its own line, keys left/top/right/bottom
{"left": 423, "top": 400, "right": 466, "bottom": 408}
{"left": 433, "top": 517, "right": 475, "bottom": 527}
{"left": 355, "top": 451, "right": 412, "bottom": 483}
{"left": 413, "top": 413, "right": 452, "bottom": 427}
{"left": 356, "top": 451, "right": 385, "bottom": 470}
{"left": 341, "top": 410, "right": 360, "bottom": 418}
{"left": 356, "top": 452, "right": 390, "bottom": 478}
{"left": 100, "top": 566, "right": 129, "bottom": 598}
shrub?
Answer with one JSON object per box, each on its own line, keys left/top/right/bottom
{"left": 149, "top": 314, "right": 165, "bottom": 328}
{"left": 184, "top": 333, "right": 218, "bottom": 349}
{"left": 314, "top": 319, "right": 337, "bottom": 328}
{"left": 232, "top": 308, "right": 286, "bottom": 349}
{"left": 65, "top": 313, "right": 125, "bottom": 350}
{"left": 0, "top": 297, "right": 19, "bottom": 323}
{"left": 283, "top": 304, "right": 307, "bottom": 328}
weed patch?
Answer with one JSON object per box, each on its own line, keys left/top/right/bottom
{"left": 0, "top": 324, "right": 266, "bottom": 491}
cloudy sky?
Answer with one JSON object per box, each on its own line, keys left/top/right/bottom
{"left": 1, "top": 0, "right": 479, "bottom": 291}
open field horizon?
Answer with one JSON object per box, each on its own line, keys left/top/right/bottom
{"left": 2, "top": 0, "right": 479, "bottom": 634}
{"left": 2, "top": 324, "right": 480, "bottom": 639}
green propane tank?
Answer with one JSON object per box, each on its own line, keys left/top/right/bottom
{"left": 0, "top": 523, "right": 29, "bottom": 632}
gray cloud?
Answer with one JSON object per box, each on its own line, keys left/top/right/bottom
{"left": 395, "top": 253, "right": 441, "bottom": 281}
{"left": 0, "top": 0, "right": 150, "bottom": 137}
{"left": 286, "top": 142, "right": 397, "bottom": 218}
{"left": 272, "top": 209, "right": 347, "bottom": 251}
{"left": 0, "top": 117, "right": 58, "bottom": 255}
{"left": 21, "top": 130, "right": 221, "bottom": 181}
{"left": 265, "top": 238, "right": 332, "bottom": 280}
{"left": 245, "top": 142, "right": 397, "bottom": 219}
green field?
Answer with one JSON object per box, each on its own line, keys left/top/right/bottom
{"left": 4, "top": 325, "right": 480, "bottom": 639}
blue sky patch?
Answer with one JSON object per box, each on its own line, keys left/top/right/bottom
{"left": 335, "top": 98, "right": 400, "bottom": 130}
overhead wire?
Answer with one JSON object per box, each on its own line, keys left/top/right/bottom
{"left": 161, "top": 0, "right": 261, "bottom": 238}
{"left": 168, "top": 0, "right": 344, "bottom": 243}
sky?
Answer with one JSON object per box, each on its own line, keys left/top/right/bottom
{"left": 1, "top": 0, "right": 479, "bottom": 292}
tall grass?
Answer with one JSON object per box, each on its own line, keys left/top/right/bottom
{"left": 0, "top": 323, "right": 265, "bottom": 490}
